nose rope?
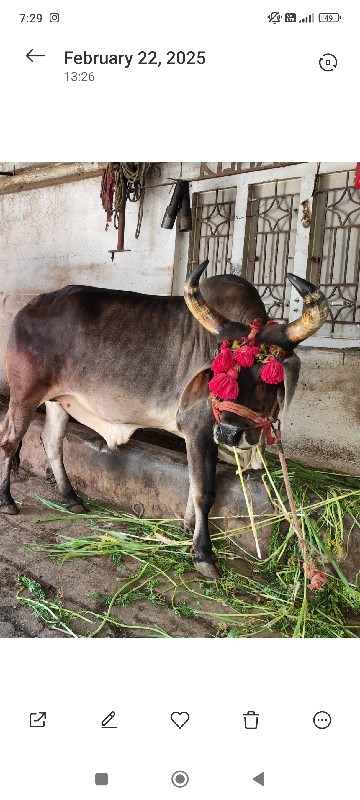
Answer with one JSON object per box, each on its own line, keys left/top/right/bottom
{"left": 210, "top": 395, "right": 279, "bottom": 445}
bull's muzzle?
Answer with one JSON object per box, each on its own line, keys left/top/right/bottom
{"left": 213, "top": 422, "right": 262, "bottom": 448}
{"left": 214, "top": 423, "right": 247, "bottom": 448}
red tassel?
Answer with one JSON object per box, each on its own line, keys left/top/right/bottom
{"left": 260, "top": 356, "right": 284, "bottom": 384}
{"left": 234, "top": 345, "right": 260, "bottom": 367}
{"left": 227, "top": 368, "right": 239, "bottom": 381}
{"left": 306, "top": 567, "right": 327, "bottom": 591}
{"left": 209, "top": 371, "right": 239, "bottom": 399}
{"left": 211, "top": 348, "right": 234, "bottom": 374}
{"left": 219, "top": 340, "right": 232, "bottom": 350}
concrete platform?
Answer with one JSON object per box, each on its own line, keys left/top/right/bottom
{"left": 2, "top": 406, "right": 273, "bottom": 558}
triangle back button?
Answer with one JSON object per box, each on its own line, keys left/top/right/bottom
{"left": 253, "top": 772, "right": 264, "bottom": 786}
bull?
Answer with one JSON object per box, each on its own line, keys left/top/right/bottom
{"left": 0, "top": 261, "right": 328, "bottom": 577}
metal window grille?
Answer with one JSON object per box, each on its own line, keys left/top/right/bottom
{"left": 187, "top": 187, "right": 236, "bottom": 279}
{"left": 242, "top": 179, "right": 300, "bottom": 321}
{"left": 307, "top": 170, "right": 360, "bottom": 339}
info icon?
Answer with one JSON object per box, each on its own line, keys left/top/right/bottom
{"left": 285, "top": 12, "right": 296, "bottom": 21}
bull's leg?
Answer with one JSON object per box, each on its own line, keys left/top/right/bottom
{"left": 184, "top": 481, "right": 195, "bottom": 536}
{"left": 184, "top": 430, "right": 219, "bottom": 579}
{"left": 0, "top": 404, "right": 36, "bottom": 513}
{"left": 41, "top": 400, "right": 87, "bottom": 512}
{"left": 12, "top": 441, "right": 22, "bottom": 476}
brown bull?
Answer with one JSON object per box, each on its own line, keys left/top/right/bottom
{"left": 0, "top": 261, "right": 328, "bottom": 577}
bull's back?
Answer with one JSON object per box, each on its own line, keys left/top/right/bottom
{"left": 7, "top": 285, "right": 201, "bottom": 405}
{"left": 6, "top": 276, "right": 267, "bottom": 410}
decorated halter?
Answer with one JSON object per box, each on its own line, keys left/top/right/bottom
{"left": 209, "top": 318, "right": 286, "bottom": 445}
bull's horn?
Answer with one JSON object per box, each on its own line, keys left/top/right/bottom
{"left": 184, "top": 261, "right": 250, "bottom": 340}
{"left": 257, "top": 274, "right": 329, "bottom": 347}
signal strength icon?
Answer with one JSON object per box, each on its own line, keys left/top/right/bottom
{"left": 299, "top": 12, "right": 315, "bottom": 22}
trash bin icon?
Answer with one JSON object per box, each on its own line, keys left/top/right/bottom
{"left": 244, "top": 711, "right": 259, "bottom": 729}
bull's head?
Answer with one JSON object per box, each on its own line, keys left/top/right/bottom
{"left": 181, "top": 261, "right": 329, "bottom": 449}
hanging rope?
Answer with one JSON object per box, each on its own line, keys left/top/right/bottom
{"left": 100, "top": 162, "right": 160, "bottom": 239}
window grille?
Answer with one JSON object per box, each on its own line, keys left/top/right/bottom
{"left": 187, "top": 187, "right": 236, "bottom": 279}
{"left": 307, "top": 170, "right": 360, "bottom": 340}
{"left": 242, "top": 179, "right": 300, "bottom": 321}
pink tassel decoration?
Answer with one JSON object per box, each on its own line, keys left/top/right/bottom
{"left": 211, "top": 348, "right": 234, "bottom": 374}
{"left": 260, "top": 356, "right": 284, "bottom": 384}
{"left": 209, "top": 371, "right": 239, "bottom": 399}
{"left": 233, "top": 345, "right": 260, "bottom": 367}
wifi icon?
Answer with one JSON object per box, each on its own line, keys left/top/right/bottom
{"left": 299, "top": 12, "right": 315, "bottom": 22}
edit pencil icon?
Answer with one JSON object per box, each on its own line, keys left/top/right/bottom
{"left": 101, "top": 711, "right": 117, "bottom": 728}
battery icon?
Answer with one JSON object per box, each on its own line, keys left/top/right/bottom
{"left": 319, "top": 13, "right": 341, "bottom": 21}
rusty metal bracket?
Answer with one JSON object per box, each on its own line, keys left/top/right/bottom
{"left": 108, "top": 201, "right": 130, "bottom": 261}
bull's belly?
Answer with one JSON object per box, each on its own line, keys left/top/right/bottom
{"left": 54, "top": 393, "right": 180, "bottom": 450}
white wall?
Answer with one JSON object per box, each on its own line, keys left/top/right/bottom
{"left": 0, "top": 164, "right": 187, "bottom": 392}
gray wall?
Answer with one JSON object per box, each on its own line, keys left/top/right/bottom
{"left": 285, "top": 347, "right": 360, "bottom": 474}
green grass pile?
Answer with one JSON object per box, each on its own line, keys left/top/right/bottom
{"left": 16, "top": 454, "right": 360, "bottom": 638}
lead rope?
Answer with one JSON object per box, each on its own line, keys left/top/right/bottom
{"left": 211, "top": 393, "right": 325, "bottom": 589}
{"left": 272, "top": 424, "right": 326, "bottom": 591}
{"left": 273, "top": 426, "right": 308, "bottom": 564}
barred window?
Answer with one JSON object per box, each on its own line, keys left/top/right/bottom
{"left": 187, "top": 187, "right": 236, "bottom": 280}
{"left": 307, "top": 170, "right": 360, "bottom": 340}
{"left": 242, "top": 178, "right": 300, "bottom": 321}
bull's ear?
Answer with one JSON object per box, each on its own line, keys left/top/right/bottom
{"left": 179, "top": 364, "right": 212, "bottom": 413}
{"left": 277, "top": 352, "right": 301, "bottom": 423}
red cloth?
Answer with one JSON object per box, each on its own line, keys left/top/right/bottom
{"left": 355, "top": 163, "right": 360, "bottom": 189}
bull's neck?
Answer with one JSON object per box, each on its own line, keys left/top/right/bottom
{"left": 189, "top": 324, "right": 217, "bottom": 369}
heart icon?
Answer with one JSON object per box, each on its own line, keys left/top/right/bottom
{"left": 171, "top": 712, "right": 189, "bottom": 729}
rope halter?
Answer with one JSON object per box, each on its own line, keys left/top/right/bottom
{"left": 210, "top": 396, "right": 280, "bottom": 445}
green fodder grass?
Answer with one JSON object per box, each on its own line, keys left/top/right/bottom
{"left": 16, "top": 457, "right": 360, "bottom": 639}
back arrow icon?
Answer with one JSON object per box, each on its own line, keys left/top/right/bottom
{"left": 26, "top": 48, "right": 45, "bottom": 62}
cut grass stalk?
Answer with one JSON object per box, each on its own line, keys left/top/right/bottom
{"left": 233, "top": 448, "right": 262, "bottom": 558}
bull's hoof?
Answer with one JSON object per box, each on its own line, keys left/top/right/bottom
{"left": 0, "top": 501, "right": 20, "bottom": 515}
{"left": 194, "top": 560, "right": 220, "bottom": 580}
